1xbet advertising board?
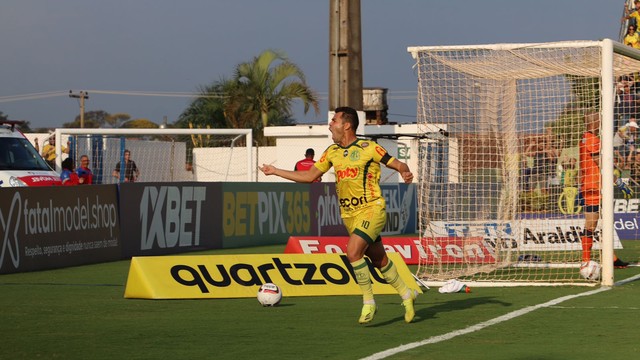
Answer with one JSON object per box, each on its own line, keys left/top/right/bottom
{"left": 0, "top": 185, "right": 121, "bottom": 274}
{"left": 310, "top": 183, "right": 417, "bottom": 236}
{"left": 119, "top": 183, "right": 222, "bottom": 257}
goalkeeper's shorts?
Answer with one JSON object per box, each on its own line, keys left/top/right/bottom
{"left": 582, "top": 189, "right": 600, "bottom": 207}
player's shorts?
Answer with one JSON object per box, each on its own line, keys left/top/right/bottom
{"left": 341, "top": 200, "right": 386, "bottom": 244}
{"left": 582, "top": 189, "right": 601, "bottom": 208}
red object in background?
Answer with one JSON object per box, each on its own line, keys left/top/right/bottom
{"left": 284, "top": 236, "right": 496, "bottom": 265}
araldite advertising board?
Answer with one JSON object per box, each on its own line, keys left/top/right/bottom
{"left": 119, "top": 183, "right": 222, "bottom": 257}
{"left": 429, "top": 219, "right": 623, "bottom": 251}
{"left": 0, "top": 185, "right": 121, "bottom": 274}
{"left": 284, "top": 236, "right": 494, "bottom": 265}
{"left": 310, "top": 183, "right": 417, "bottom": 236}
{"left": 124, "top": 253, "right": 419, "bottom": 299}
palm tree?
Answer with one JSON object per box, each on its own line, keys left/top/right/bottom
{"left": 234, "top": 49, "right": 320, "bottom": 129}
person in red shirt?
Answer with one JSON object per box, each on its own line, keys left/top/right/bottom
{"left": 60, "top": 158, "right": 80, "bottom": 186}
{"left": 76, "top": 154, "right": 93, "bottom": 184}
{"left": 294, "top": 148, "right": 321, "bottom": 182}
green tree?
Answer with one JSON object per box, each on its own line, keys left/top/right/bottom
{"left": 63, "top": 110, "right": 111, "bottom": 128}
{"left": 175, "top": 81, "right": 229, "bottom": 129}
{"left": 121, "top": 119, "right": 159, "bottom": 128}
{"left": 0, "top": 111, "right": 32, "bottom": 131}
{"left": 234, "top": 49, "right": 319, "bottom": 129}
{"left": 177, "top": 50, "right": 319, "bottom": 145}
{"left": 106, "top": 113, "right": 132, "bottom": 128}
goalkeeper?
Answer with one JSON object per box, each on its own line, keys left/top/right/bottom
{"left": 260, "top": 107, "right": 419, "bottom": 324}
{"left": 579, "top": 112, "right": 630, "bottom": 271}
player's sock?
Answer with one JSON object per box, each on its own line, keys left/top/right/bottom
{"left": 581, "top": 231, "right": 593, "bottom": 263}
{"left": 351, "top": 258, "right": 374, "bottom": 303}
{"left": 380, "top": 259, "right": 411, "bottom": 299}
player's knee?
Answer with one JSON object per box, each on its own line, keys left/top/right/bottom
{"left": 346, "top": 252, "right": 364, "bottom": 263}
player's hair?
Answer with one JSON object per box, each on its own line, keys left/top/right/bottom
{"left": 335, "top": 106, "right": 359, "bottom": 132}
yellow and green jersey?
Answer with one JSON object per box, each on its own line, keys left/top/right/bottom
{"left": 315, "top": 139, "right": 394, "bottom": 214}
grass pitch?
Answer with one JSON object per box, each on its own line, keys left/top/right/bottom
{"left": 1, "top": 243, "right": 639, "bottom": 359}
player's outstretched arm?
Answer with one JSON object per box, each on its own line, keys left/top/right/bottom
{"left": 385, "top": 158, "right": 414, "bottom": 184}
{"left": 260, "top": 164, "right": 324, "bottom": 183}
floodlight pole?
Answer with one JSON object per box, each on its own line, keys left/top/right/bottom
{"left": 69, "top": 90, "right": 89, "bottom": 128}
{"left": 329, "top": 0, "right": 363, "bottom": 111}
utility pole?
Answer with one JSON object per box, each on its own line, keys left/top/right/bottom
{"left": 69, "top": 90, "right": 89, "bottom": 128}
{"left": 329, "top": 0, "right": 363, "bottom": 112}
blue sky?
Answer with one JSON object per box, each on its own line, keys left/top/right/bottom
{"left": 0, "top": 0, "right": 626, "bottom": 129}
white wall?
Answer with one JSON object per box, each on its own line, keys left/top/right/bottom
{"left": 25, "top": 123, "right": 448, "bottom": 184}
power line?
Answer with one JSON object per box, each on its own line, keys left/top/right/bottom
{"left": 0, "top": 91, "right": 68, "bottom": 103}
{"left": 0, "top": 89, "right": 419, "bottom": 103}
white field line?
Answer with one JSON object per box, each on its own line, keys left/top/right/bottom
{"left": 361, "top": 273, "right": 640, "bottom": 360}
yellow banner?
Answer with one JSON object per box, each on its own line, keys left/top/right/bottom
{"left": 124, "top": 253, "right": 420, "bottom": 299}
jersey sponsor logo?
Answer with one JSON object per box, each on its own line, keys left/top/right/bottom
{"left": 343, "top": 149, "right": 349, "bottom": 157}
{"left": 375, "top": 145, "right": 386, "bottom": 157}
{"left": 361, "top": 142, "right": 369, "bottom": 148}
{"left": 336, "top": 167, "right": 359, "bottom": 181}
{"left": 339, "top": 196, "right": 368, "bottom": 209}
{"left": 349, "top": 151, "right": 359, "bottom": 161}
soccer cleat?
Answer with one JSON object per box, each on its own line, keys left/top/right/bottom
{"left": 358, "top": 304, "right": 377, "bottom": 324}
{"left": 614, "top": 258, "right": 629, "bottom": 269}
{"left": 402, "top": 289, "right": 419, "bottom": 323}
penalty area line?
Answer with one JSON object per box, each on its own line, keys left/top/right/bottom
{"left": 361, "top": 273, "right": 640, "bottom": 360}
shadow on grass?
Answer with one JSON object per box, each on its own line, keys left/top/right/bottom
{"left": 368, "top": 296, "right": 511, "bottom": 327}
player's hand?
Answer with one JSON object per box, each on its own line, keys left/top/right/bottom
{"left": 260, "top": 164, "right": 276, "bottom": 176}
{"left": 617, "top": 178, "right": 634, "bottom": 199}
{"left": 401, "top": 171, "right": 413, "bottom": 184}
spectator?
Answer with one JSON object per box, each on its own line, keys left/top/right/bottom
{"left": 524, "top": 135, "right": 559, "bottom": 195}
{"left": 622, "top": 1, "right": 640, "bottom": 29}
{"left": 615, "top": 76, "right": 639, "bottom": 131}
{"left": 112, "top": 149, "right": 140, "bottom": 182}
{"left": 624, "top": 24, "right": 640, "bottom": 49}
{"left": 36, "top": 134, "right": 69, "bottom": 169}
{"left": 294, "top": 148, "right": 321, "bottom": 182}
{"left": 76, "top": 154, "right": 93, "bottom": 184}
{"left": 60, "top": 158, "right": 80, "bottom": 186}
{"left": 613, "top": 119, "right": 638, "bottom": 169}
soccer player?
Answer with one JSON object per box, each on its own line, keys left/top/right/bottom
{"left": 579, "top": 112, "right": 631, "bottom": 273}
{"left": 260, "top": 106, "right": 418, "bottom": 324}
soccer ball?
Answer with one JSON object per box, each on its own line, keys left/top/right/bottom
{"left": 257, "top": 283, "right": 282, "bottom": 306}
{"left": 580, "top": 261, "right": 601, "bottom": 280}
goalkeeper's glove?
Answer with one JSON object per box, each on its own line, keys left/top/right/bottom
{"left": 616, "top": 178, "right": 634, "bottom": 199}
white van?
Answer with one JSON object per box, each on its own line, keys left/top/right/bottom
{"left": 0, "top": 121, "right": 61, "bottom": 187}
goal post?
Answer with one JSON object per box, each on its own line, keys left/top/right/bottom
{"left": 54, "top": 128, "right": 253, "bottom": 183}
{"left": 408, "top": 39, "right": 640, "bottom": 286}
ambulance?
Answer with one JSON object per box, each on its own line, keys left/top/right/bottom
{"left": 0, "top": 121, "right": 61, "bottom": 187}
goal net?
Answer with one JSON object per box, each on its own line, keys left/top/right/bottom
{"left": 53, "top": 128, "right": 253, "bottom": 183}
{"left": 409, "top": 40, "right": 639, "bottom": 286}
